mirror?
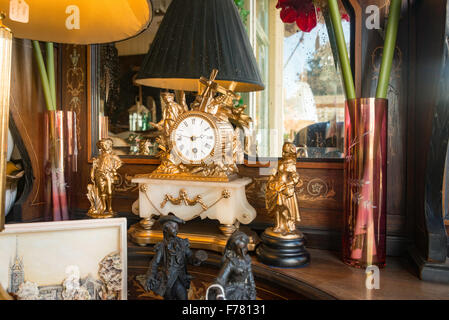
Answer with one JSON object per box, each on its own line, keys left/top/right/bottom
{"left": 89, "top": 0, "right": 354, "bottom": 162}
{"left": 89, "top": 46, "right": 162, "bottom": 159}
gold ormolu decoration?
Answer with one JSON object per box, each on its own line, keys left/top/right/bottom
{"left": 161, "top": 189, "right": 208, "bottom": 211}
{"left": 141, "top": 186, "right": 231, "bottom": 218}
{"left": 87, "top": 138, "right": 123, "bottom": 218}
{"left": 147, "top": 69, "right": 251, "bottom": 182}
{"left": 265, "top": 142, "right": 302, "bottom": 238}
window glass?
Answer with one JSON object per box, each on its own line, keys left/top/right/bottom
{"left": 283, "top": 20, "right": 350, "bottom": 159}
{"left": 243, "top": 0, "right": 351, "bottom": 159}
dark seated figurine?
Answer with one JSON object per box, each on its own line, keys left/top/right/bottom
{"left": 208, "top": 231, "right": 256, "bottom": 300}
{"left": 144, "top": 213, "right": 207, "bottom": 300}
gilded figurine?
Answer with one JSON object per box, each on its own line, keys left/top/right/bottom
{"left": 257, "top": 142, "right": 310, "bottom": 268}
{"left": 87, "top": 138, "right": 123, "bottom": 218}
{"left": 209, "top": 231, "right": 256, "bottom": 300}
{"left": 154, "top": 92, "right": 187, "bottom": 135}
{"left": 265, "top": 142, "right": 302, "bottom": 236}
{"left": 144, "top": 214, "right": 207, "bottom": 300}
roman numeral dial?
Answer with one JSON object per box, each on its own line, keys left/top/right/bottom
{"left": 172, "top": 114, "right": 216, "bottom": 163}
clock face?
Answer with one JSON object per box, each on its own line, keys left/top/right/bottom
{"left": 172, "top": 114, "right": 217, "bottom": 163}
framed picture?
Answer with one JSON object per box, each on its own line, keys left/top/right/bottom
{"left": 0, "top": 218, "right": 127, "bottom": 300}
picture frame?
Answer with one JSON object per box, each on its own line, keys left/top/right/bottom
{"left": 0, "top": 218, "right": 127, "bottom": 300}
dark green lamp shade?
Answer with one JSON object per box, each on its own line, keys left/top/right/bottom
{"left": 135, "top": 0, "right": 264, "bottom": 92}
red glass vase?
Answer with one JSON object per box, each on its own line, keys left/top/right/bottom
{"left": 44, "top": 110, "right": 77, "bottom": 221}
{"left": 343, "top": 98, "right": 387, "bottom": 268}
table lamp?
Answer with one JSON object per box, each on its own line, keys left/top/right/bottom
{"left": 135, "top": 0, "right": 264, "bottom": 92}
{"left": 0, "top": 0, "right": 153, "bottom": 230}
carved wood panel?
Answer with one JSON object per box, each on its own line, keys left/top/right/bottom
{"left": 61, "top": 45, "right": 88, "bottom": 212}
{"left": 242, "top": 166, "right": 343, "bottom": 229}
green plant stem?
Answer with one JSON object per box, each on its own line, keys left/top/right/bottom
{"left": 32, "top": 41, "right": 54, "bottom": 111}
{"left": 376, "top": 0, "right": 401, "bottom": 99}
{"left": 322, "top": 6, "right": 340, "bottom": 74}
{"left": 46, "top": 42, "right": 56, "bottom": 108}
{"left": 327, "top": 0, "right": 356, "bottom": 100}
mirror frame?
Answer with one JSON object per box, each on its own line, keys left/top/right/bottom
{"left": 87, "top": 0, "right": 361, "bottom": 168}
{"left": 87, "top": 45, "right": 161, "bottom": 164}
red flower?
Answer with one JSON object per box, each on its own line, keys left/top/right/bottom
{"left": 280, "top": 6, "right": 298, "bottom": 23}
{"left": 296, "top": 10, "right": 317, "bottom": 32}
{"left": 276, "top": 0, "right": 349, "bottom": 32}
{"left": 276, "top": 0, "right": 317, "bottom": 32}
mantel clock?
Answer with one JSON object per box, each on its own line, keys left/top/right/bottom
{"left": 130, "top": 70, "right": 258, "bottom": 251}
{"left": 137, "top": 69, "right": 250, "bottom": 182}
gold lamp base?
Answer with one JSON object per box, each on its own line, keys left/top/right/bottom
{"left": 128, "top": 218, "right": 259, "bottom": 253}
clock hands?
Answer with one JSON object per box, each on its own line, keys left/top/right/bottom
{"left": 177, "top": 134, "right": 209, "bottom": 141}
{"left": 175, "top": 119, "right": 214, "bottom": 161}
{"left": 176, "top": 134, "right": 192, "bottom": 139}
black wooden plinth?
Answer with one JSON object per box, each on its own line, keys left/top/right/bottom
{"left": 256, "top": 231, "right": 310, "bottom": 268}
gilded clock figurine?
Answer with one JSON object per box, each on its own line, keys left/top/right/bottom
{"left": 130, "top": 70, "right": 258, "bottom": 251}
{"left": 145, "top": 70, "right": 242, "bottom": 182}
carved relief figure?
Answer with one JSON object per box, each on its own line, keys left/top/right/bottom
{"left": 265, "top": 142, "right": 301, "bottom": 235}
{"left": 87, "top": 138, "right": 123, "bottom": 217}
{"left": 62, "top": 266, "right": 91, "bottom": 300}
{"left": 98, "top": 252, "right": 123, "bottom": 300}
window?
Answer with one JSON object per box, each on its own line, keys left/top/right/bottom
{"left": 242, "top": 0, "right": 351, "bottom": 159}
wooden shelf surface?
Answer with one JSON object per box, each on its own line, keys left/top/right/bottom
{"left": 128, "top": 240, "right": 449, "bottom": 300}
{"left": 265, "top": 248, "right": 449, "bottom": 300}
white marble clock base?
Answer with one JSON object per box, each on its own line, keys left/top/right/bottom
{"left": 132, "top": 177, "right": 256, "bottom": 226}
{"left": 129, "top": 176, "right": 258, "bottom": 251}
